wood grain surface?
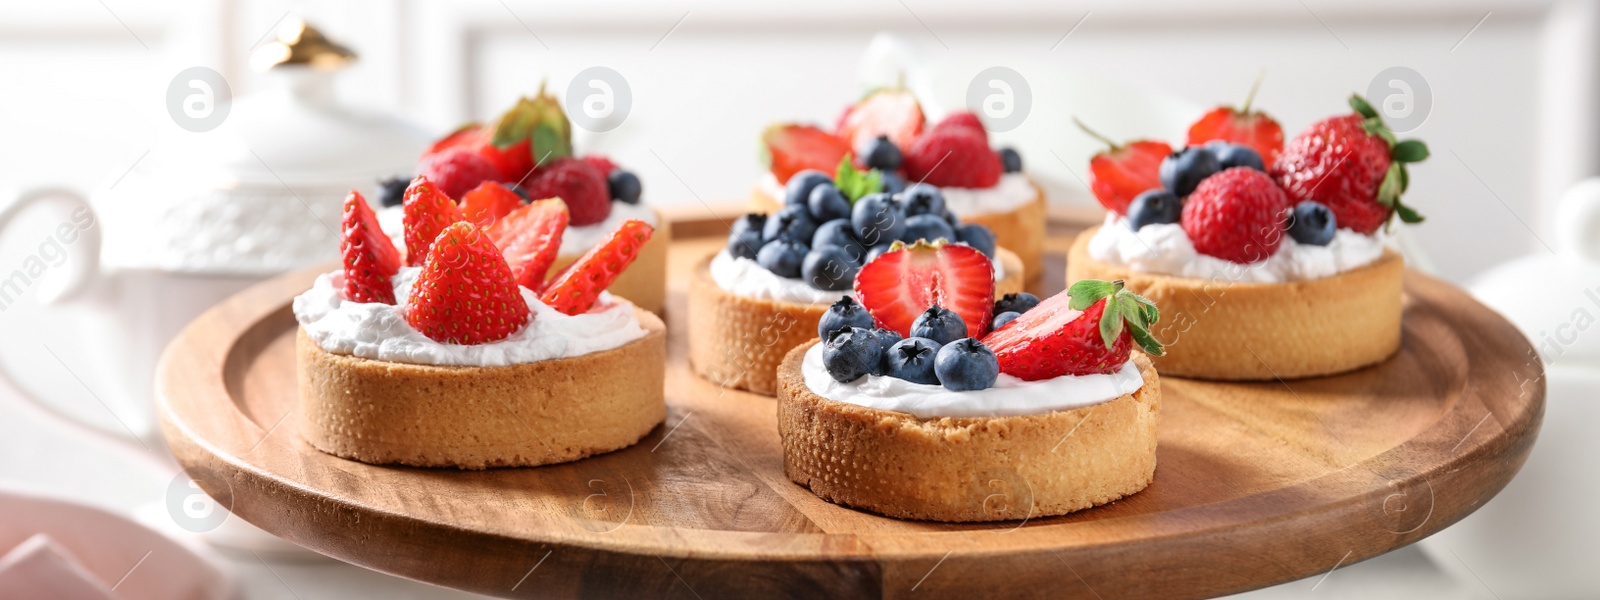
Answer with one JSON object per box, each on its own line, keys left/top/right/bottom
{"left": 156, "top": 202, "right": 1544, "bottom": 599}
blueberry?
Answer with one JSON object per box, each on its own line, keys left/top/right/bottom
{"left": 880, "top": 172, "right": 907, "bottom": 195}
{"left": 608, "top": 170, "right": 642, "bottom": 204}
{"left": 812, "top": 219, "right": 868, "bottom": 263}
{"left": 784, "top": 170, "right": 833, "bottom": 208}
{"left": 756, "top": 236, "right": 808, "bottom": 278}
{"left": 998, "top": 147, "right": 1023, "bottom": 173}
{"left": 808, "top": 183, "right": 851, "bottom": 223}
{"left": 864, "top": 243, "right": 892, "bottom": 264}
{"left": 377, "top": 175, "right": 410, "bottom": 208}
{"left": 802, "top": 245, "right": 861, "bottom": 291}
{"left": 851, "top": 193, "right": 906, "bottom": 246}
{"left": 1205, "top": 141, "right": 1265, "bottom": 172}
{"left": 956, "top": 223, "right": 997, "bottom": 258}
{"left": 934, "top": 338, "right": 1000, "bottom": 391}
{"left": 1287, "top": 201, "right": 1337, "bottom": 246}
{"left": 902, "top": 213, "right": 956, "bottom": 244}
{"left": 942, "top": 208, "right": 962, "bottom": 228}
{"left": 884, "top": 337, "right": 942, "bottom": 385}
{"left": 868, "top": 327, "right": 904, "bottom": 352}
{"left": 731, "top": 213, "right": 766, "bottom": 237}
{"left": 1126, "top": 189, "right": 1182, "bottom": 231}
{"left": 900, "top": 183, "right": 945, "bottom": 217}
{"left": 1159, "top": 146, "right": 1221, "bottom": 197}
{"left": 859, "top": 135, "right": 903, "bottom": 171}
{"left": 818, "top": 296, "right": 875, "bottom": 341}
{"left": 992, "top": 311, "right": 1021, "bottom": 330}
{"left": 763, "top": 205, "right": 818, "bottom": 245}
{"left": 727, "top": 228, "right": 764, "bottom": 260}
{"left": 993, "top": 292, "right": 1040, "bottom": 315}
{"left": 910, "top": 306, "right": 967, "bottom": 345}
{"left": 822, "top": 327, "right": 887, "bottom": 383}
{"left": 505, "top": 183, "right": 530, "bottom": 202}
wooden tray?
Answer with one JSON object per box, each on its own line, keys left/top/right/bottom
{"left": 157, "top": 204, "right": 1544, "bottom": 599}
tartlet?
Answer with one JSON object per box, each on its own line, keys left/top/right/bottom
{"left": 688, "top": 247, "right": 1025, "bottom": 396}
{"left": 777, "top": 343, "right": 1159, "bottom": 522}
{"left": 297, "top": 310, "right": 665, "bottom": 469}
{"left": 1068, "top": 228, "right": 1404, "bottom": 380}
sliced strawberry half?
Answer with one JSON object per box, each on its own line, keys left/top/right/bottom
{"left": 487, "top": 198, "right": 569, "bottom": 290}
{"left": 339, "top": 190, "right": 400, "bottom": 304}
{"left": 853, "top": 240, "right": 994, "bottom": 338}
{"left": 401, "top": 176, "right": 467, "bottom": 266}
{"left": 1186, "top": 78, "right": 1285, "bottom": 170}
{"left": 405, "top": 222, "right": 531, "bottom": 345}
{"left": 1076, "top": 118, "right": 1171, "bottom": 216}
{"left": 762, "top": 123, "right": 851, "bottom": 185}
{"left": 837, "top": 88, "right": 924, "bottom": 154}
{"left": 539, "top": 220, "right": 655, "bottom": 315}
{"left": 461, "top": 181, "right": 524, "bottom": 228}
{"left": 983, "top": 279, "right": 1163, "bottom": 379}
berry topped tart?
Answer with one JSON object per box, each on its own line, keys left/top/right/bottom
{"left": 293, "top": 186, "right": 664, "bottom": 469}
{"left": 688, "top": 159, "right": 1026, "bottom": 396}
{"left": 374, "top": 84, "right": 669, "bottom": 314}
{"left": 777, "top": 263, "right": 1165, "bottom": 522}
{"left": 1069, "top": 90, "right": 1428, "bottom": 380}
{"left": 750, "top": 86, "right": 1048, "bottom": 286}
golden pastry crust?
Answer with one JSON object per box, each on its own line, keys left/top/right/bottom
{"left": 1066, "top": 226, "right": 1404, "bottom": 380}
{"left": 296, "top": 308, "right": 666, "bottom": 469}
{"left": 687, "top": 248, "right": 1026, "bottom": 396}
{"left": 777, "top": 342, "right": 1160, "bottom": 522}
{"left": 549, "top": 210, "right": 671, "bottom": 315}
{"left": 750, "top": 181, "right": 1047, "bottom": 288}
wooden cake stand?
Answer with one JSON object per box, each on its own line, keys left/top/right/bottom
{"left": 157, "top": 205, "right": 1543, "bottom": 599}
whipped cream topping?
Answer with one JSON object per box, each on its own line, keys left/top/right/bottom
{"left": 293, "top": 266, "right": 646, "bottom": 367}
{"left": 755, "top": 172, "right": 1036, "bottom": 218}
{"left": 1086, "top": 213, "right": 1388, "bottom": 283}
{"left": 800, "top": 343, "right": 1144, "bottom": 419}
{"left": 378, "top": 201, "right": 657, "bottom": 258}
{"left": 708, "top": 249, "right": 1006, "bottom": 305}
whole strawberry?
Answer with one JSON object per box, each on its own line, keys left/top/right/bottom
{"left": 1272, "top": 95, "right": 1429, "bottom": 234}
{"left": 418, "top": 147, "right": 500, "bottom": 201}
{"left": 982, "top": 279, "right": 1163, "bottom": 380}
{"left": 405, "top": 222, "right": 531, "bottom": 345}
{"left": 525, "top": 158, "right": 611, "bottom": 226}
{"left": 1182, "top": 167, "right": 1290, "bottom": 263}
{"left": 903, "top": 128, "right": 1002, "bottom": 188}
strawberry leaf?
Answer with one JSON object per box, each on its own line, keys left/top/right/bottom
{"left": 1377, "top": 163, "right": 1404, "bottom": 208}
{"left": 1127, "top": 323, "right": 1165, "bottom": 357}
{"left": 1067, "top": 279, "right": 1118, "bottom": 310}
{"left": 1098, "top": 298, "right": 1124, "bottom": 350}
{"left": 1349, "top": 94, "right": 1379, "bottom": 120}
{"left": 1392, "top": 140, "right": 1430, "bottom": 163}
{"left": 1394, "top": 202, "right": 1425, "bottom": 224}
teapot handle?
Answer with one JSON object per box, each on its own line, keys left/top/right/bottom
{"left": 0, "top": 187, "right": 101, "bottom": 304}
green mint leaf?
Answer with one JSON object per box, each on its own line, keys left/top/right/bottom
{"left": 1349, "top": 94, "right": 1379, "bottom": 119}
{"left": 1098, "top": 299, "right": 1124, "bottom": 350}
{"left": 1068, "top": 280, "right": 1116, "bottom": 310}
{"left": 1391, "top": 140, "right": 1430, "bottom": 163}
{"left": 834, "top": 156, "right": 882, "bottom": 202}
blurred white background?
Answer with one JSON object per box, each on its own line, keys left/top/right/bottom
{"left": 0, "top": 0, "right": 1594, "bottom": 598}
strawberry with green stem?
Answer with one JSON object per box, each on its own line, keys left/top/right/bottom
{"left": 1076, "top": 118, "right": 1173, "bottom": 216}
{"left": 1271, "top": 94, "right": 1430, "bottom": 234}
{"left": 1187, "top": 73, "right": 1286, "bottom": 170}
{"left": 983, "top": 279, "right": 1163, "bottom": 380}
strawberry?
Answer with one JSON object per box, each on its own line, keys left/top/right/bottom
{"left": 762, "top": 123, "right": 851, "bottom": 185}
{"left": 418, "top": 146, "right": 501, "bottom": 201}
{"left": 404, "top": 222, "right": 531, "bottom": 345}
{"left": 460, "top": 181, "right": 524, "bottom": 228}
{"left": 837, "top": 88, "right": 924, "bottom": 154}
{"left": 524, "top": 158, "right": 610, "bottom": 226}
{"left": 424, "top": 124, "right": 532, "bottom": 185}
{"left": 902, "top": 128, "right": 1002, "bottom": 188}
{"left": 581, "top": 155, "right": 618, "bottom": 176}
{"left": 487, "top": 198, "right": 568, "bottom": 290}
{"left": 983, "top": 279, "right": 1163, "bottom": 380}
{"left": 1272, "top": 95, "right": 1430, "bottom": 234}
{"left": 402, "top": 176, "right": 466, "bottom": 266}
{"left": 1186, "top": 78, "right": 1285, "bottom": 170}
{"left": 1076, "top": 118, "right": 1172, "bottom": 215}
{"left": 930, "top": 111, "right": 986, "bottom": 136}
{"left": 853, "top": 240, "right": 994, "bottom": 338}
{"left": 339, "top": 191, "right": 400, "bottom": 304}
{"left": 1181, "top": 167, "right": 1291, "bottom": 264}
{"left": 540, "top": 220, "right": 655, "bottom": 315}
